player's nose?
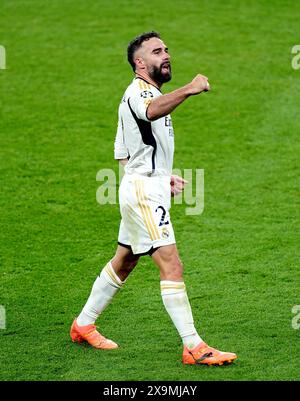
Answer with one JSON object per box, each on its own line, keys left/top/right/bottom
{"left": 162, "top": 50, "right": 170, "bottom": 61}
{"left": 164, "top": 52, "right": 170, "bottom": 61}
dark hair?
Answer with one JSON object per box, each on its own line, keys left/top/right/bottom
{"left": 127, "top": 31, "right": 161, "bottom": 71}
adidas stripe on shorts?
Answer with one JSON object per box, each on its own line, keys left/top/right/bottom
{"left": 118, "top": 173, "right": 176, "bottom": 255}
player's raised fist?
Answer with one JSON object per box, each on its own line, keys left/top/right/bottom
{"left": 188, "top": 74, "right": 210, "bottom": 95}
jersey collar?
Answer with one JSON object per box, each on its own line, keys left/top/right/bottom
{"left": 134, "top": 76, "right": 162, "bottom": 93}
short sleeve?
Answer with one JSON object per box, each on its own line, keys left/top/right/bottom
{"left": 114, "top": 116, "right": 129, "bottom": 160}
{"left": 128, "top": 83, "right": 158, "bottom": 121}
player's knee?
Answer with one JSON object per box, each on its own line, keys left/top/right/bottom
{"left": 115, "top": 257, "right": 139, "bottom": 281}
{"left": 160, "top": 247, "right": 181, "bottom": 265}
{"left": 127, "top": 258, "right": 139, "bottom": 270}
{"left": 169, "top": 253, "right": 183, "bottom": 271}
{"left": 123, "top": 255, "right": 139, "bottom": 270}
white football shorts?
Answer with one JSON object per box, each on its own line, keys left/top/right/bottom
{"left": 118, "top": 173, "right": 176, "bottom": 255}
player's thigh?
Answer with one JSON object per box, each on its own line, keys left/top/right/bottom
{"left": 151, "top": 244, "right": 183, "bottom": 281}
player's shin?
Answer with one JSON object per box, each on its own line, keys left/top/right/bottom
{"left": 160, "top": 281, "right": 202, "bottom": 349}
{"left": 76, "top": 261, "right": 125, "bottom": 326}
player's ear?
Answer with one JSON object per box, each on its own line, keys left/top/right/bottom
{"left": 135, "top": 57, "right": 146, "bottom": 70}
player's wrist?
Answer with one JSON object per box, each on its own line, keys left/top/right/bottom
{"left": 183, "top": 83, "right": 196, "bottom": 97}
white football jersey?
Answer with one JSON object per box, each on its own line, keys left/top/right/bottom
{"left": 114, "top": 77, "right": 174, "bottom": 176}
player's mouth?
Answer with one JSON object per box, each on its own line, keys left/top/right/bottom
{"left": 161, "top": 62, "right": 171, "bottom": 72}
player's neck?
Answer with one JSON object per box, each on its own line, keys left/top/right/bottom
{"left": 135, "top": 72, "right": 162, "bottom": 90}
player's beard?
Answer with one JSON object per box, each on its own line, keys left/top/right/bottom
{"left": 148, "top": 62, "right": 172, "bottom": 84}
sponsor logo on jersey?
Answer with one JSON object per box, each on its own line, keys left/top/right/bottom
{"left": 165, "top": 116, "right": 172, "bottom": 127}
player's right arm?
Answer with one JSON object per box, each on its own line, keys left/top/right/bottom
{"left": 118, "top": 158, "right": 128, "bottom": 166}
{"left": 114, "top": 108, "right": 129, "bottom": 160}
{"left": 146, "top": 74, "right": 210, "bottom": 121}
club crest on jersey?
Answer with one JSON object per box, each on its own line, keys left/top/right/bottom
{"left": 161, "top": 227, "right": 170, "bottom": 239}
{"left": 140, "top": 90, "right": 154, "bottom": 98}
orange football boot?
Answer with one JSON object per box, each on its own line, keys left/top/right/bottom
{"left": 70, "top": 319, "right": 118, "bottom": 350}
{"left": 182, "top": 341, "right": 237, "bottom": 366}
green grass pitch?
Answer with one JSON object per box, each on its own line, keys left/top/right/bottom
{"left": 1, "top": 0, "right": 300, "bottom": 381}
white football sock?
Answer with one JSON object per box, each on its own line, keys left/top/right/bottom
{"left": 160, "top": 280, "right": 203, "bottom": 349}
{"left": 77, "top": 261, "right": 124, "bottom": 326}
